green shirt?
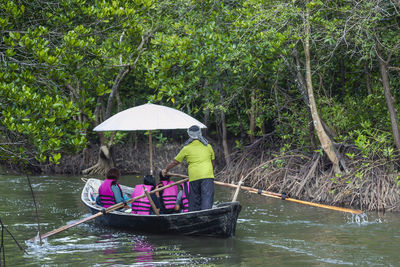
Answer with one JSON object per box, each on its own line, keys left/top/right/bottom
{"left": 174, "top": 140, "right": 215, "bottom": 182}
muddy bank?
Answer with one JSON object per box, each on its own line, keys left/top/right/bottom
{"left": 46, "top": 142, "right": 190, "bottom": 176}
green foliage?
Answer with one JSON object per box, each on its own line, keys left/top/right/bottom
{"left": 0, "top": 0, "right": 150, "bottom": 165}
{"left": 1, "top": 0, "right": 400, "bottom": 177}
{"left": 154, "top": 132, "right": 168, "bottom": 148}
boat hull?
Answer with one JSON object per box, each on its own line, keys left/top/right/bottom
{"left": 82, "top": 179, "right": 241, "bottom": 238}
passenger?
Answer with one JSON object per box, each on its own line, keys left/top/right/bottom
{"left": 162, "top": 125, "right": 215, "bottom": 211}
{"left": 131, "top": 175, "right": 161, "bottom": 215}
{"left": 174, "top": 181, "right": 190, "bottom": 213}
{"left": 97, "top": 167, "right": 130, "bottom": 209}
{"left": 157, "top": 171, "right": 178, "bottom": 214}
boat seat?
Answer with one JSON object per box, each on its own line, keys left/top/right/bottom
{"left": 86, "top": 178, "right": 102, "bottom": 205}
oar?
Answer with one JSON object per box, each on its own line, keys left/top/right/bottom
{"left": 167, "top": 173, "right": 363, "bottom": 215}
{"left": 144, "top": 189, "right": 160, "bottom": 216}
{"left": 214, "top": 180, "right": 363, "bottom": 215}
{"left": 29, "top": 177, "right": 189, "bottom": 242}
{"left": 231, "top": 176, "right": 244, "bottom": 202}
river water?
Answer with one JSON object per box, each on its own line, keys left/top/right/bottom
{"left": 0, "top": 174, "right": 399, "bottom": 266}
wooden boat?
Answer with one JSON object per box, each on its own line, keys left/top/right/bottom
{"left": 81, "top": 178, "right": 242, "bottom": 238}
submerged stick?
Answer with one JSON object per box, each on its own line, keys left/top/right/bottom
{"left": 26, "top": 175, "right": 42, "bottom": 245}
{"left": 0, "top": 217, "right": 27, "bottom": 255}
{"left": 29, "top": 177, "right": 188, "bottom": 242}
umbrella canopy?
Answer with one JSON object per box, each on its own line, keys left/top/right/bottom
{"left": 93, "top": 103, "right": 206, "bottom": 175}
{"left": 94, "top": 103, "right": 206, "bottom": 132}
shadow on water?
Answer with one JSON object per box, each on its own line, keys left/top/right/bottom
{"left": 1, "top": 174, "right": 400, "bottom": 266}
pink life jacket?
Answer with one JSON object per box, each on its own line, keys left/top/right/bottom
{"left": 158, "top": 180, "right": 178, "bottom": 211}
{"left": 98, "top": 179, "right": 123, "bottom": 208}
{"left": 181, "top": 182, "right": 190, "bottom": 212}
{"left": 131, "top": 184, "right": 153, "bottom": 215}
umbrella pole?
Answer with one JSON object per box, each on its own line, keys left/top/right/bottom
{"left": 149, "top": 130, "right": 153, "bottom": 175}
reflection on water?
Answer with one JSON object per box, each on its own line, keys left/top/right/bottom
{"left": 1, "top": 174, "right": 400, "bottom": 266}
{"left": 133, "top": 239, "right": 154, "bottom": 264}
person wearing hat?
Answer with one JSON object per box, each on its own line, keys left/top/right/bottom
{"left": 162, "top": 125, "right": 215, "bottom": 211}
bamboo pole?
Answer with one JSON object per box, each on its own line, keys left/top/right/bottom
{"left": 29, "top": 178, "right": 188, "bottom": 241}
{"left": 167, "top": 173, "right": 363, "bottom": 215}
{"left": 149, "top": 130, "right": 153, "bottom": 175}
{"left": 214, "top": 181, "right": 363, "bottom": 215}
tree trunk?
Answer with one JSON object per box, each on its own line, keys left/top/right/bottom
{"left": 377, "top": 52, "right": 400, "bottom": 151}
{"left": 340, "top": 57, "right": 346, "bottom": 95}
{"left": 82, "top": 145, "right": 114, "bottom": 175}
{"left": 249, "top": 91, "right": 256, "bottom": 144}
{"left": 220, "top": 88, "right": 231, "bottom": 165}
{"left": 304, "top": 9, "right": 341, "bottom": 174}
{"left": 105, "top": 66, "right": 130, "bottom": 119}
{"left": 308, "top": 112, "right": 317, "bottom": 150}
{"left": 364, "top": 62, "right": 372, "bottom": 95}
{"left": 235, "top": 100, "right": 246, "bottom": 140}
{"left": 82, "top": 96, "right": 112, "bottom": 176}
{"left": 204, "top": 107, "right": 210, "bottom": 136}
{"left": 83, "top": 35, "right": 149, "bottom": 175}
{"left": 283, "top": 52, "right": 317, "bottom": 149}
{"left": 203, "top": 80, "right": 210, "bottom": 137}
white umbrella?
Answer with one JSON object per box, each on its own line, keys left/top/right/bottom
{"left": 93, "top": 103, "right": 206, "bottom": 174}
{"left": 94, "top": 103, "right": 206, "bottom": 131}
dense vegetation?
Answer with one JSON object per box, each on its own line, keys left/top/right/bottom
{"left": 1, "top": 0, "right": 400, "bottom": 210}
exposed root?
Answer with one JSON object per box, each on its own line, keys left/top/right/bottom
{"left": 219, "top": 139, "right": 400, "bottom": 212}
{"left": 82, "top": 145, "right": 113, "bottom": 176}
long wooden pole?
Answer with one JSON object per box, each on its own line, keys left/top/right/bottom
{"left": 149, "top": 130, "right": 153, "bottom": 175}
{"left": 232, "top": 176, "right": 243, "bottom": 202}
{"left": 214, "top": 181, "right": 363, "bottom": 215}
{"left": 30, "top": 178, "right": 188, "bottom": 241}
{"left": 167, "top": 173, "right": 363, "bottom": 215}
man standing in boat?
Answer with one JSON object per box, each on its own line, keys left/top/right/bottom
{"left": 162, "top": 125, "right": 215, "bottom": 211}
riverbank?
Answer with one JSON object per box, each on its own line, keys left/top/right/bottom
{"left": 2, "top": 139, "right": 400, "bottom": 212}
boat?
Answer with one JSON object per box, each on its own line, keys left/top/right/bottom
{"left": 81, "top": 178, "right": 242, "bottom": 238}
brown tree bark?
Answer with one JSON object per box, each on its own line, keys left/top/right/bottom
{"left": 340, "top": 57, "right": 346, "bottom": 95}
{"left": 83, "top": 35, "right": 149, "bottom": 175}
{"left": 282, "top": 52, "right": 317, "bottom": 149}
{"left": 249, "top": 91, "right": 256, "bottom": 144}
{"left": 220, "top": 88, "right": 231, "bottom": 165}
{"left": 235, "top": 100, "right": 246, "bottom": 140}
{"left": 304, "top": 9, "right": 341, "bottom": 174}
{"left": 364, "top": 62, "right": 372, "bottom": 95}
{"left": 377, "top": 50, "right": 400, "bottom": 151}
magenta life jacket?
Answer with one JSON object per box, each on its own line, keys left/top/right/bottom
{"left": 98, "top": 179, "right": 123, "bottom": 208}
{"left": 131, "top": 184, "right": 153, "bottom": 215}
{"left": 181, "top": 182, "right": 190, "bottom": 212}
{"left": 158, "top": 180, "right": 178, "bottom": 211}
